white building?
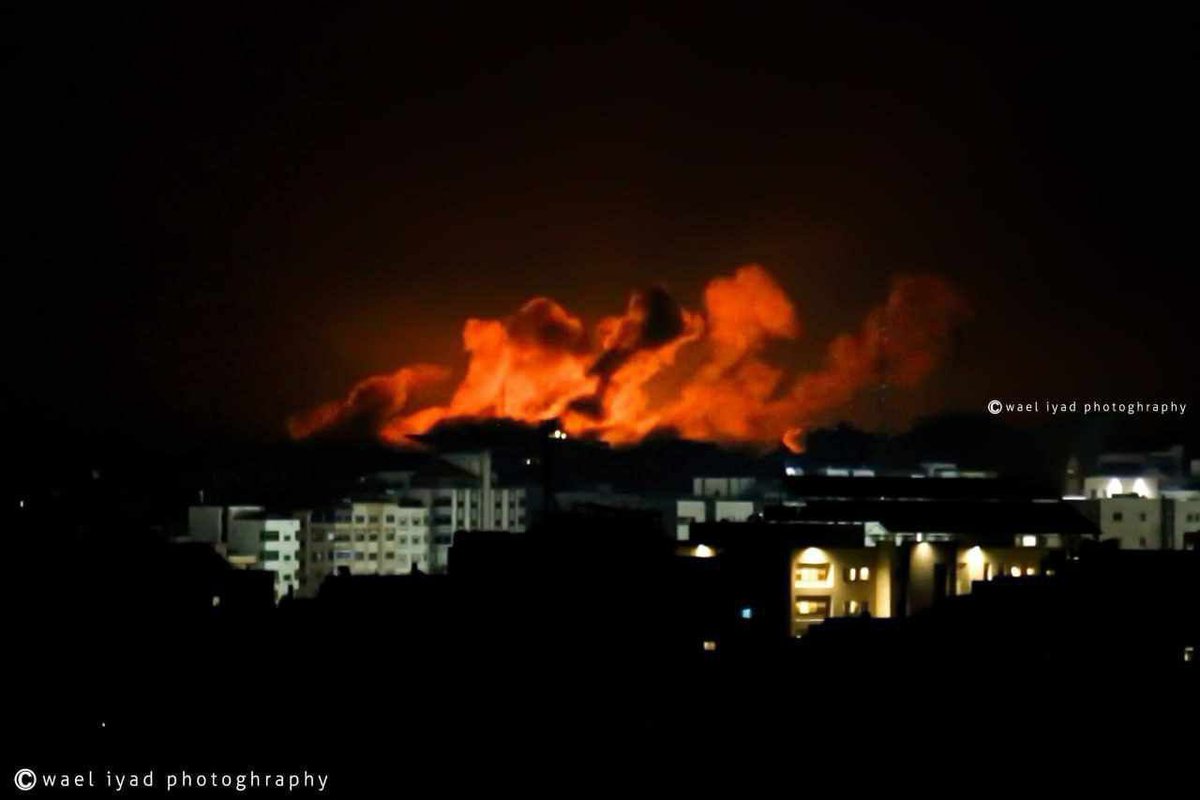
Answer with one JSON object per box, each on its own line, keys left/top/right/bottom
{"left": 360, "top": 451, "right": 528, "bottom": 573}
{"left": 1069, "top": 497, "right": 1200, "bottom": 550}
{"left": 228, "top": 514, "right": 301, "bottom": 600}
{"left": 676, "top": 477, "right": 762, "bottom": 541}
{"left": 299, "top": 501, "right": 431, "bottom": 596}
{"left": 1069, "top": 444, "right": 1200, "bottom": 549}
{"left": 1081, "top": 475, "right": 1162, "bottom": 500}
{"left": 187, "top": 505, "right": 301, "bottom": 601}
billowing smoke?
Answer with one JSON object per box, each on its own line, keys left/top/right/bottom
{"left": 289, "top": 265, "right": 969, "bottom": 451}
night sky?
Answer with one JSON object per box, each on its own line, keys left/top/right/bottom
{"left": 6, "top": 4, "right": 1197, "bottom": 451}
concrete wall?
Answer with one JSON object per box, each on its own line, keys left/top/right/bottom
{"left": 676, "top": 500, "right": 706, "bottom": 541}
{"left": 227, "top": 517, "right": 300, "bottom": 600}
{"left": 1166, "top": 499, "right": 1200, "bottom": 550}
{"left": 187, "top": 506, "right": 224, "bottom": 544}
{"left": 1097, "top": 498, "right": 1163, "bottom": 549}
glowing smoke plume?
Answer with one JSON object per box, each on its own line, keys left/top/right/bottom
{"left": 288, "top": 266, "right": 968, "bottom": 451}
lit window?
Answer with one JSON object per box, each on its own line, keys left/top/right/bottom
{"left": 1020, "top": 535, "right": 1037, "bottom": 548}
{"left": 795, "top": 564, "right": 830, "bottom": 586}
{"left": 702, "top": 640, "right": 717, "bottom": 652}
{"left": 859, "top": 566, "right": 870, "bottom": 581}
{"left": 794, "top": 597, "right": 830, "bottom": 620}
{"left": 740, "top": 607, "right": 753, "bottom": 620}
{"left": 1185, "top": 646, "right": 1195, "bottom": 663}
{"left": 847, "top": 567, "right": 858, "bottom": 582}
{"left": 1025, "top": 566, "right": 1035, "bottom": 576}
{"left": 845, "top": 600, "right": 860, "bottom": 615}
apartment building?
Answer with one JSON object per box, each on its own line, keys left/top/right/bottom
{"left": 361, "top": 451, "right": 529, "bottom": 573}
{"left": 299, "top": 501, "right": 431, "bottom": 596}
{"left": 187, "top": 505, "right": 300, "bottom": 601}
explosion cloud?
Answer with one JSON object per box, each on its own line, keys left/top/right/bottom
{"left": 289, "top": 265, "right": 969, "bottom": 451}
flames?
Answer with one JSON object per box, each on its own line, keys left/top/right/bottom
{"left": 288, "top": 265, "right": 968, "bottom": 451}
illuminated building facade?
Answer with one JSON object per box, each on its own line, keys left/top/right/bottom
{"left": 1070, "top": 446, "right": 1200, "bottom": 550}
{"left": 300, "top": 501, "right": 431, "bottom": 596}
{"left": 690, "top": 477, "right": 1097, "bottom": 639}
{"left": 359, "top": 451, "right": 529, "bottom": 572}
{"left": 1069, "top": 497, "right": 1200, "bottom": 550}
{"left": 706, "top": 526, "right": 1071, "bottom": 637}
{"left": 187, "top": 505, "right": 301, "bottom": 601}
{"left": 227, "top": 513, "right": 301, "bottom": 601}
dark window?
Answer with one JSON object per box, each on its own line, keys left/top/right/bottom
{"left": 1113, "top": 512, "right": 1124, "bottom": 522}
{"left": 260, "top": 531, "right": 280, "bottom": 542}
{"left": 385, "top": 515, "right": 395, "bottom": 523}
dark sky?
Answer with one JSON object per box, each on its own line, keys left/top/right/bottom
{"left": 5, "top": 4, "right": 1197, "bottom": 450}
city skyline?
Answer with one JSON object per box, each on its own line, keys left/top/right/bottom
{"left": 4, "top": 5, "right": 1196, "bottom": 791}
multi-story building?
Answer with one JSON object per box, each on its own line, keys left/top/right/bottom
{"left": 299, "top": 501, "right": 431, "bottom": 596}
{"left": 227, "top": 512, "right": 301, "bottom": 600}
{"left": 1069, "top": 444, "right": 1200, "bottom": 549}
{"left": 692, "top": 496, "right": 1095, "bottom": 638}
{"left": 1069, "top": 496, "right": 1200, "bottom": 550}
{"left": 691, "top": 474, "right": 1100, "bottom": 636}
{"left": 675, "top": 477, "right": 764, "bottom": 541}
{"left": 361, "top": 451, "right": 529, "bottom": 572}
{"left": 187, "top": 505, "right": 300, "bottom": 601}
